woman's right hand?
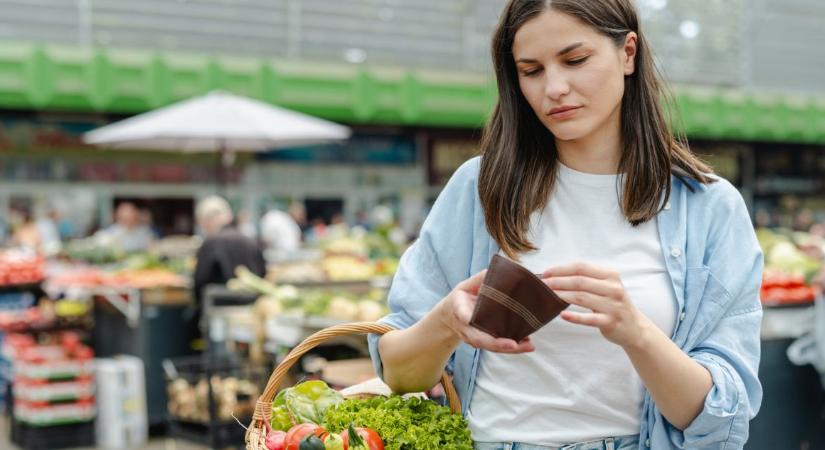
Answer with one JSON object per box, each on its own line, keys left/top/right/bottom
{"left": 437, "top": 269, "right": 536, "bottom": 354}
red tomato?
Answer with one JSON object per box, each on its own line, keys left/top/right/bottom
{"left": 285, "top": 424, "right": 326, "bottom": 450}
{"left": 342, "top": 427, "right": 384, "bottom": 450}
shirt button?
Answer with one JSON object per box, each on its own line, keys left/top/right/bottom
{"left": 680, "top": 311, "right": 686, "bottom": 321}
{"left": 670, "top": 246, "right": 681, "bottom": 258}
{"left": 664, "top": 201, "right": 671, "bottom": 210}
{"left": 645, "top": 438, "right": 651, "bottom": 447}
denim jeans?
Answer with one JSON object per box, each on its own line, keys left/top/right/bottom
{"left": 474, "top": 434, "right": 640, "bottom": 450}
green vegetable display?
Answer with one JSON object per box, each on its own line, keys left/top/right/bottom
{"left": 323, "top": 396, "right": 473, "bottom": 450}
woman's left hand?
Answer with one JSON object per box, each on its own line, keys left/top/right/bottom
{"left": 542, "top": 262, "right": 652, "bottom": 349}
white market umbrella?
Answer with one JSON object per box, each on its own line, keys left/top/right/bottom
{"left": 83, "top": 90, "right": 352, "bottom": 184}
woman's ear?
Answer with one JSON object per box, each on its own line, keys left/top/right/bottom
{"left": 623, "top": 32, "right": 638, "bottom": 76}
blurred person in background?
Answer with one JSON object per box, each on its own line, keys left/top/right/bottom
{"left": 9, "top": 209, "right": 41, "bottom": 253}
{"left": 35, "top": 208, "right": 62, "bottom": 257}
{"left": 193, "top": 195, "right": 265, "bottom": 305}
{"left": 94, "top": 202, "right": 155, "bottom": 253}
{"left": 140, "top": 208, "right": 161, "bottom": 239}
{"left": 260, "top": 203, "right": 303, "bottom": 254}
{"left": 236, "top": 209, "right": 258, "bottom": 240}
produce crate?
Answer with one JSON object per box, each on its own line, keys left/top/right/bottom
{"left": 13, "top": 375, "right": 95, "bottom": 402}
{"left": 13, "top": 397, "right": 96, "bottom": 425}
{"left": 164, "top": 354, "right": 268, "bottom": 449}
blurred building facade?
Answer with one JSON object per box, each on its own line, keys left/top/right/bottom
{"left": 0, "top": 0, "right": 824, "bottom": 235}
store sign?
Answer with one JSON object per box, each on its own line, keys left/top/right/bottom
{"left": 258, "top": 134, "right": 417, "bottom": 165}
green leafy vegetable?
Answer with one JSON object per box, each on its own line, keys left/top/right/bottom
{"left": 323, "top": 396, "right": 472, "bottom": 450}
{"left": 282, "top": 380, "right": 344, "bottom": 425}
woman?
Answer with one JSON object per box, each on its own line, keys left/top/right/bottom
{"left": 368, "top": 1, "right": 762, "bottom": 449}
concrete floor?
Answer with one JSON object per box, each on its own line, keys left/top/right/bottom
{"left": 0, "top": 416, "right": 214, "bottom": 450}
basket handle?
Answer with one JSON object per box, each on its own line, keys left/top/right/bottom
{"left": 250, "top": 322, "right": 461, "bottom": 427}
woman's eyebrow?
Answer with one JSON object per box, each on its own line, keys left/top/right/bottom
{"left": 515, "top": 42, "right": 585, "bottom": 63}
{"left": 556, "top": 42, "right": 584, "bottom": 56}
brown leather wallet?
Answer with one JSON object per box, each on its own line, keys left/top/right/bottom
{"left": 469, "top": 254, "right": 569, "bottom": 342}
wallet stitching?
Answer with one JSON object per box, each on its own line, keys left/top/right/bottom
{"left": 493, "top": 255, "right": 568, "bottom": 307}
{"left": 479, "top": 285, "right": 543, "bottom": 330}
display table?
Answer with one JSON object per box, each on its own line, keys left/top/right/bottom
{"left": 92, "top": 287, "right": 196, "bottom": 427}
{"left": 747, "top": 305, "right": 825, "bottom": 450}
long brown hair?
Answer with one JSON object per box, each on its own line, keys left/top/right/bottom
{"left": 478, "top": 0, "right": 714, "bottom": 259}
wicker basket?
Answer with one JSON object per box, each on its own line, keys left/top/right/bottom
{"left": 245, "top": 321, "right": 461, "bottom": 450}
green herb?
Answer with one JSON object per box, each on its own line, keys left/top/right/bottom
{"left": 323, "top": 396, "right": 473, "bottom": 450}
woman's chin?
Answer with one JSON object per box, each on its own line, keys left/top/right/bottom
{"left": 546, "top": 125, "right": 589, "bottom": 142}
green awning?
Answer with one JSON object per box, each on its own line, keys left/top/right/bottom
{"left": 1, "top": 42, "right": 823, "bottom": 143}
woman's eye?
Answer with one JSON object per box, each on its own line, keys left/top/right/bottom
{"left": 521, "top": 68, "right": 543, "bottom": 77}
{"left": 568, "top": 56, "right": 589, "bottom": 66}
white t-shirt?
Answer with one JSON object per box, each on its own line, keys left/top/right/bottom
{"left": 467, "top": 163, "right": 678, "bottom": 446}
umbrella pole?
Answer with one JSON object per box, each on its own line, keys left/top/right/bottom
{"left": 218, "top": 139, "right": 232, "bottom": 194}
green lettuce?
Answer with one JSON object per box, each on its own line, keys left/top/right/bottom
{"left": 323, "top": 396, "right": 473, "bottom": 450}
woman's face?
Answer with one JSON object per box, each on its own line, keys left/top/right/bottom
{"left": 512, "top": 9, "right": 636, "bottom": 142}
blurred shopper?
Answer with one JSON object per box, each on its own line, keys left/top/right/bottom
{"left": 193, "top": 196, "right": 266, "bottom": 305}
{"left": 259, "top": 205, "right": 303, "bottom": 254}
{"left": 94, "top": 202, "right": 154, "bottom": 253}
{"left": 236, "top": 209, "right": 258, "bottom": 240}
{"left": 35, "top": 209, "right": 62, "bottom": 257}
{"left": 9, "top": 210, "right": 41, "bottom": 253}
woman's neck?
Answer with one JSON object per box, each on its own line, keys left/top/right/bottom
{"left": 554, "top": 113, "right": 622, "bottom": 175}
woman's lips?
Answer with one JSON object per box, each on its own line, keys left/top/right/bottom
{"left": 548, "top": 105, "right": 582, "bottom": 119}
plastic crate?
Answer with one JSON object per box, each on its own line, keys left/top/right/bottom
{"left": 14, "top": 376, "right": 95, "bottom": 402}
{"left": 10, "top": 418, "right": 95, "bottom": 450}
{"left": 14, "top": 397, "right": 96, "bottom": 426}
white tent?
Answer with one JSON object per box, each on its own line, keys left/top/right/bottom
{"left": 83, "top": 90, "right": 352, "bottom": 182}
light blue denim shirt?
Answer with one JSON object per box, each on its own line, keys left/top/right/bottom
{"left": 368, "top": 156, "right": 763, "bottom": 450}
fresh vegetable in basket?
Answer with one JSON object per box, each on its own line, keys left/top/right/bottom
{"left": 323, "top": 396, "right": 472, "bottom": 450}
{"left": 264, "top": 423, "right": 286, "bottom": 450}
{"left": 322, "top": 432, "right": 346, "bottom": 450}
{"left": 343, "top": 423, "right": 385, "bottom": 450}
{"left": 271, "top": 380, "right": 345, "bottom": 431}
{"left": 271, "top": 390, "right": 293, "bottom": 431}
{"left": 285, "top": 423, "right": 327, "bottom": 450}
{"left": 299, "top": 435, "right": 326, "bottom": 450}
{"left": 286, "top": 380, "right": 344, "bottom": 424}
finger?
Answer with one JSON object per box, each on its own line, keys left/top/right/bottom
{"left": 560, "top": 310, "right": 611, "bottom": 327}
{"left": 545, "top": 276, "right": 622, "bottom": 298}
{"left": 461, "top": 327, "right": 534, "bottom": 353}
{"left": 554, "top": 290, "right": 614, "bottom": 312}
{"left": 457, "top": 269, "right": 488, "bottom": 294}
{"left": 542, "top": 262, "right": 617, "bottom": 280}
{"left": 451, "top": 291, "right": 478, "bottom": 324}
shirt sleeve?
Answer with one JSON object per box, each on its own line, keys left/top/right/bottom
{"left": 368, "top": 157, "right": 481, "bottom": 382}
{"left": 667, "top": 183, "right": 764, "bottom": 450}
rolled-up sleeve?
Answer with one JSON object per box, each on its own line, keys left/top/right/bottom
{"left": 677, "top": 306, "right": 762, "bottom": 449}
{"left": 665, "top": 181, "right": 764, "bottom": 449}
{"left": 368, "top": 158, "right": 480, "bottom": 382}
